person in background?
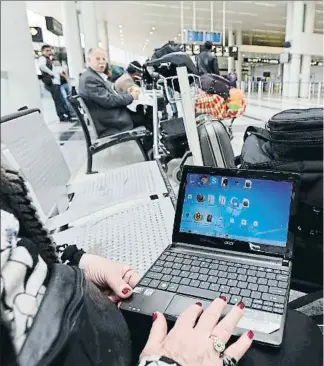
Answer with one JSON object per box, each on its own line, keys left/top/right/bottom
{"left": 197, "top": 41, "right": 220, "bottom": 76}
{"left": 114, "top": 61, "right": 143, "bottom": 93}
{"left": 38, "top": 45, "right": 73, "bottom": 122}
{"left": 103, "top": 63, "right": 113, "bottom": 81}
{"left": 78, "top": 48, "right": 139, "bottom": 137}
{"left": 55, "top": 62, "right": 77, "bottom": 119}
{"left": 227, "top": 69, "right": 238, "bottom": 87}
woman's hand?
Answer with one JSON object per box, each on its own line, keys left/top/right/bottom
{"left": 140, "top": 297, "right": 253, "bottom": 366}
{"left": 79, "top": 254, "right": 140, "bottom": 303}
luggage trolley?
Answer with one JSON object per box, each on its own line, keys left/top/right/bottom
{"left": 145, "top": 53, "right": 236, "bottom": 183}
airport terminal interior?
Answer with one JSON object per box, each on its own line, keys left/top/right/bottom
{"left": 1, "top": 1, "right": 324, "bottom": 365}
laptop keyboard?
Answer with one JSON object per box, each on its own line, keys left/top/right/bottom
{"left": 139, "top": 251, "right": 289, "bottom": 315}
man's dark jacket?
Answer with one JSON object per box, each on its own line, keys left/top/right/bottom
{"left": 197, "top": 50, "right": 220, "bottom": 76}
{"left": 79, "top": 67, "right": 134, "bottom": 137}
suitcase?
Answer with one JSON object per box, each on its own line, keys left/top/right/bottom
{"left": 198, "top": 115, "right": 236, "bottom": 168}
{"left": 161, "top": 115, "right": 235, "bottom": 168}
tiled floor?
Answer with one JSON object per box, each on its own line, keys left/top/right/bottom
{"left": 43, "top": 93, "right": 323, "bottom": 321}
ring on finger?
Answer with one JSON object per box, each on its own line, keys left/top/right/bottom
{"left": 222, "top": 353, "right": 238, "bottom": 366}
{"left": 210, "top": 335, "right": 226, "bottom": 355}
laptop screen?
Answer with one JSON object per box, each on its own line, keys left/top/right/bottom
{"left": 179, "top": 173, "right": 293, "bottom": 248}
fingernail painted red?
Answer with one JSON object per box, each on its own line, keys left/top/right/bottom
{"left": 247, "top": 330, "right": 254, "bottom": 339}
{"left": 237, "top": 301, "right": 245, "bottom": 309}
{"left": 122, "top": 288, "right": 130, "bottom": 295}
{"left": 152, "top": 312, "right": 158, "bottom": 322}
{"left": 195, "top": 302, "right": 202, "bottom": 307}
{"left": 220, "top": 296, "right": 227, "bottom": 302}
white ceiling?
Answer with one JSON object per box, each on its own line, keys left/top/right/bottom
{"left": 26, "top": 0, "right": 324, "bottom": 56}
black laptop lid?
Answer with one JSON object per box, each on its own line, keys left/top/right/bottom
{"left": 173, "top": 166, "right": 300, "bottom": 259}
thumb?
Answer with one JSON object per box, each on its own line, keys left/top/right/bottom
{"left": 107, "top": 275, "right": 133, "bottom": 299}
{"left": 140, "top": 312, "right": 167, "bottom": 358}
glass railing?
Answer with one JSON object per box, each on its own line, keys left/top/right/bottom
{"left": 238, "top": 80, "right": 323, "bottom": 102}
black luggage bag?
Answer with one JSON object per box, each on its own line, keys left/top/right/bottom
{"left": 161, "top": 118, "right": 188, "bottom": 158}
{"left": 239, "top": 108, "right": 323, "bottom": 290}
{"left": 161, "top": 114, "right": 235, "bottom": 168}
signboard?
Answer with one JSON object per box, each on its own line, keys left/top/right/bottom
{"left": 187, "top": 30, "right": 204, "bottom": 42}
{"left": 213, "top": 45, "right": 224, "bottom": 57}
{"left": 45, "top": 16, "right": 63, "bottom": 36}
{"left": 186, "top": 30, "right": 222, "bottom": 44}
{"left": 192, "top": 44, "right": 201, "bottom": 55}
{"left": 229, "top": 46, "right": 238, "bottom": 59}
{"left": 243, "top": 57, "right": 279, "bottom": 65}
{"left": 185, "top": 44, "right": 193, "bottom": 55}
{"left": 177, "top": 44, "right": 239, "bottom": 58}
{"left": 30, "top": 27, "right": 43, "bottom": 42}
{"left": 311, "top": 61, "right": 323, "bottom": 66}
{"left": 205, "top": 32, "right": 222, "bottom": 44}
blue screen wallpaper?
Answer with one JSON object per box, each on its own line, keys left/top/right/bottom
{"left": 179, "top": 173, "right": 293, "bottom": 247}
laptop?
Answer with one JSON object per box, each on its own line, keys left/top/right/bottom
{"left": 121, "top": 165, "right": 299, "bottom": 346}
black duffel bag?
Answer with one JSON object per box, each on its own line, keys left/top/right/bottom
{"left": 240, "top": 108, "right": 323, "bottom": 290}
{"left": 152, "top": 42, "right": 181, "bottom": 59}
{"left": 266, "top": 108, "right": 323, "bottom": 160}
{"left": 200, "top": 74, "right": 231, "bottom": 99}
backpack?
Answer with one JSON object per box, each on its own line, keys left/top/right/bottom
{"left": 151, "top": 42, "right": 181, "bottom": 60}
{"left": 239, "top": 108, "right": 323, "bottom": 289}
{"left": 110, "top": 65, "right": 125, "bottom": 82}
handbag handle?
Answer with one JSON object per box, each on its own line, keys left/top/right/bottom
{"left": 243, "top": 126, "right": 271, "bottom": 142}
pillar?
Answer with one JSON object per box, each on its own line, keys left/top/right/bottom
{"left": 228, "top": 28, "right": 235, "bottom": 73}
{"left": 61, "top": 1, "right": 84, "bottom": 79}
{"left": 300, "top": 1, "right": 315, "bottom": 98}
{"left": 79, "top": 1, "right": 99, "bottom": 55}
{"left": 98, "top": 21, "right": 110, "bottom": 64}
{"left": 1, "top": 1, "right": 41, "bottom": 115}
{"left": 282, "top": 1, "right": 293, "bottom": 97}
{"left": 235, "top": 30, "right": 242, "bottom": 82}
{"left": 289, "top": 0, "right": 304, "bottom": 98}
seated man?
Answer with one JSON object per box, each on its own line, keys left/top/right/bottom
{"left": 78, "top": 48, "right": 139, "bottom": 137}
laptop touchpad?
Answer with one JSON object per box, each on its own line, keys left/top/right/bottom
{"left": 165, "top": 295, "right": 211, "bottom": 318}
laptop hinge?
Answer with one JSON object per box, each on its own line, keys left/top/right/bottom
{"left": 282, "top": 258, "right": 289, "bottom": 267}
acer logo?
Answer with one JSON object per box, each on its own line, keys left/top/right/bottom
{"left": 224, "top": 241, "right": 234, "bottom": 246}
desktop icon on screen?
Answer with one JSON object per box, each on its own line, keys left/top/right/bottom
{"left": 196, "top": 194, "right": 206, "bottom": 203}
{"left": 221, "top": 177, "right": 228, "bottom": 187}
{"left": 219, "top": 195, "right": 226, "bottom": 206}
{"left": 199, "top": 175, "right": 208, "bottom": 185}
{"left": 244, "top": 180, "right": 252, "bottom": 189}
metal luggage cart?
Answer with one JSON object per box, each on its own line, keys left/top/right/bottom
{"left": 147, "top": 65, "right": 234, "bottom": 183}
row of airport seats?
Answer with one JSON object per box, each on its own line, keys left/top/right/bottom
{"left": 0, "top": 109, "right": 175, "bottom": 276}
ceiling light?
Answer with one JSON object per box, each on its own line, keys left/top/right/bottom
{"left": 119, "top": 25, "right": 123, "bottom": 28}
{"left": 178, "top": 33, "right": 181, "bottom": 36}
{"left": 145, "top": 2, "right": 167, "bottom": 7}
{"left": 150, "top": 31, "right": 153, "bottom": 35}
{"left": 152, "top": 26, "right": 156, "bottom": 31}
{"left": 254, "top": 2, "right": 276, "bottom": 7}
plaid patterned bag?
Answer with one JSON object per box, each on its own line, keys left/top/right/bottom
{"left": 195, "top": 89, "right": 246, "bottom": 120}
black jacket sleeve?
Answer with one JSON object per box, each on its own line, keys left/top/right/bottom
{"left": 80, "top": 77, "right": 133, "bottom": 109}
{"left": 212, "top": 56, "right": 220, "bottom": 76}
